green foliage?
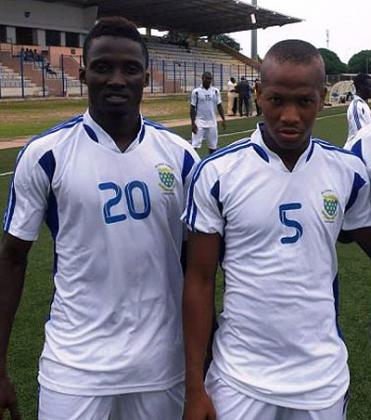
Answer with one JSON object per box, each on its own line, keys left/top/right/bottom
{"left": 348, "top": 50, "right": 371, "bottom": 73}
{"left": 213, "top": 34, "right": 241, "bottom": 52}
{"left": 319, "top": 48, "right": 347, "bottom": 74}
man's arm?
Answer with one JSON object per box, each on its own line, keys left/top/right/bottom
{"left": 0, "top": 233, "right": 33, "bottom": 420}
{"left": 217, "top": 103, "right": 226, "bottom": 130}
{"left": 338, "top": 226, "right": 371, "bottom": 257}
{"left": 183, "top": 231, "right": 221, "bottom": 420}
{"left": 190, "top": 104, "right": 198, "bottom": 134}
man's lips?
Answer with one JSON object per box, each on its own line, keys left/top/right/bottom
{"left": 104, "top": 93, "right": 129, "bottom": 103}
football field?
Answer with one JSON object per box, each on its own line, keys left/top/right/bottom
{"left": 0, "top": 98, "right": 370, "bottom": 419}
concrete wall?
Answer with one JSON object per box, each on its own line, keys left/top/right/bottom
{"left": 0, "top": 0, "right": 97, "bottom": 33}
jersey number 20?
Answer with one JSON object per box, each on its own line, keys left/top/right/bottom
{"left": 99, "top": 181, "right": 151, "bottom": 224}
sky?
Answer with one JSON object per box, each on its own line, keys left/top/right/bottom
{"left": 232, "top": 0, "right": 370, "bottom": 64}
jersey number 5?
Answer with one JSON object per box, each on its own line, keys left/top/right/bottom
{"left": 99, "top": 181, "right": 151, "bottom": 224}
{"left": 279, "top": 203, "right": 303, "bottom": 244}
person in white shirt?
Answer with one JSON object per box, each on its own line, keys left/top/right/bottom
{"left": 182, "top": 39, "right": 371, "bottom": 420}
{"left": 346, "top": 73, "right": 371, "bottom": 142}
{"left": 190, "top": 72, "right": 226, "bottom": 154}
{"left": 344, "top": 122, "right": 371, "bottom": 180}
{"left": 0, "top": 17, "right": 199, "bottom": 420}
{"left": 227, "top": 77, "right": 237, "bottom": 116}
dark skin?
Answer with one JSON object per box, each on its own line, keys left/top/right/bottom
{"left": 79, "top": 36, "right": 149, "bottom": 151}
{"left": 183, "top": 57, "right": 371, "bottom": 420}
{"left": 356, "top": 79, "right": 371, "bottom": 102}
{"left": 0, "top": 35, "right": 150, "bottom": 420}
{"left": 190, "top": 73, "right": 226, "bottom": 154}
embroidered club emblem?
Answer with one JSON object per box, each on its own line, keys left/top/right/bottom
{"left": 321, "top": 191, "right": 339, "bottom": 221}
{"left": 157, "top": 164, "right": 176, "bottom": 192}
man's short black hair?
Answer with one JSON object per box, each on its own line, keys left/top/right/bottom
{"left": 261, "top": 39, "right": 325, "bottom": 85}
{"left": 353, "top": 73, "right": 371, "bottom": 90}
{"left": 83, "top": 16, "right": 149, "bottom": 68}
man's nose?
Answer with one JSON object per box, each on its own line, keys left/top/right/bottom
{"left": 280, "top": 103, "right": 300, "bottom": 124}
{"left": 108, "top": 69, "right": 126, "bottom": 86}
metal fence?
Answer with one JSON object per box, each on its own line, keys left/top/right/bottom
{"left": 0, "top": 52, "right": 259, "bottom": 98}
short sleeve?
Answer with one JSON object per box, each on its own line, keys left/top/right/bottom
{"left": 3, "top": 145, "right": 50, "bottom": 241}
{"left": 190, "top": 89, "right": 198, "bottom": 107}
{"left": 216, "top": 88, "right": 222, "bottom": 105}
{"left": 342, "top": 163, "right": 371, "bottom": 231}
{"left": 182, "top": 162, "right": 225, "bottom": 235}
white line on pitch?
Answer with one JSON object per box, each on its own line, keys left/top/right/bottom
{"left": 0, "top": 171, "right": 13, "bottom": 177}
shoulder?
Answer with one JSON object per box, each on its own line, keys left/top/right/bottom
{"left": 18, "top": 114, "right": 83, "bottom": 163}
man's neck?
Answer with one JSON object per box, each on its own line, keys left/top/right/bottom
{"left": 90, "top": 109, "right": 141, "bottom": 152}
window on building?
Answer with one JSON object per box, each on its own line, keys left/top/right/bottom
{"left": 46, "top": 30, "right": 61, "bottom": 46}
{"left": 16, "top": 27, "right": 35, "bottom": 45}
{"left": 0, "top": 25, "right": 7, "bottom": 43}
{"left": 65, "top": 32, "right": 79, "bottom": 48}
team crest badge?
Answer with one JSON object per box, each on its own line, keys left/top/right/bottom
{"left": 156, "top": 164, "right": 176, "bottom": 193}
{"left": 321, "top": 190, "right": 339, "bottom": 222}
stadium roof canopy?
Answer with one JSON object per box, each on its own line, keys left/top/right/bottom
{"left": 42, "top": 0, "right": 301, "bottom": 36}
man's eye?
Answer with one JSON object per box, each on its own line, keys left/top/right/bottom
{"left": 269, "top": 97, "right": 282, "bottom": 105}
{"left": 126, "top": 64, "right": 142, "bottom": 74}
{"left": 93, "top": 63, "right": 110, "bottom": 73}
{"left": 300, "top": 98, "right": 313, "bottom": 105}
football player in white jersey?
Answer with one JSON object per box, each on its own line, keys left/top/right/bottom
{"left": 182, "top": 40, "right": 371, "bottom": 420}
{"left": 0, "top": 17, "right": 199, "bottom": 420}
{"left": 344, "top": 122, "right": 371, "bottom": 179}
{"left": 190, "top": 72, "right": 226, "bottom": 154}
{"left": 346, "top": 73, "right": 371, "bottom": 142}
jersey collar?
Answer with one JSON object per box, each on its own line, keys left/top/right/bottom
{"left": 83, "top": 110, "right": 145, "bottom": 153}
{"left": 251, "top": 123, "right": 314, "bottom": 172}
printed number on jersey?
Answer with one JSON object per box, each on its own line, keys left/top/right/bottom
{"left": 99, "top": 181, "right": 151, "bottom": 224}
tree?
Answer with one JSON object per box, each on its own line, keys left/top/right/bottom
{"left": 213, "top": 34, "right": 241, "bottom": 52}
{"left": 318, "top": 48, "right": 347, "bottom": 74}
{"left": 348, "top": 50, "right": 371, "bottom": 73}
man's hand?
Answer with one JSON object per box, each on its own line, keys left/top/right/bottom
{"left": 221, "top": 120, "right": 226, "bottom": 131}
{"left": 192, "top": 122, "right": 198, "bottom": 134}
{"left": 183, "top": 389, "right": 216, "bottom": 420}
{"left": 0, "top": 376, "right": 21, "bottom": 420}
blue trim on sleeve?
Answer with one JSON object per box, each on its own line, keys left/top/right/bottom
{"left": 313, "top": 140, "right": 357, "bottom": 157}
{"left": 3, "top": 182, "right": 16, "bottom": 232}
{"left": 345, "top": 172, "right": 366, "bottom": 213}
{"left": 210, "top": 180, "right": 223, "bottom": 215}
{"left": 350, "top": 139, "right": 363, "bottom": 162}
{"left": 38, "top": 150, "right": 56, "bottom": 183}
{"left": 353, "top": 100, "right": 361, "bottom": 130}
{"left": 181, "top": 150, "right": 195, "bottom": 184}
{"left": 186, "top": 139, "right": 252, "bottom": 231}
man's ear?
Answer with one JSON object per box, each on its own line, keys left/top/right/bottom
{"left": 319, "top": 86, "right": 327, "bottom": 111}
{"left": 79, "top": 67, "right": 86, "bottom": 85}
{"left": 144, "top": 72, "right": 150, "bottom": 88}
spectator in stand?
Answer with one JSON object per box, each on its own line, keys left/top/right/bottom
{"left": 45, "top": 62, "right": 57, "bottom": 77}
{"left": 235, "top": 76, "right": 251, "bottom": 117}
{"left": 253, "top": 78, "right": 262, "bottom": 116}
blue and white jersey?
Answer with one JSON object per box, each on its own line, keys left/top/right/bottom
{"left": 3, "top": 111, "right": 199, "bottom": 395}
{"left": 183, "top": 124, "right": 371, "bottom": 410}
{"left": 344, "top": 122, "right": 371, "bottom": 180}
{"left": 347, "top": 95, "right": 371, "bottom": 141}
{"left": 191, "top": 85, "right": 222, "bottom": 128}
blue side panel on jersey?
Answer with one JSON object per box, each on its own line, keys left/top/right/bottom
{"left": 332, "top": 274, "right": 344, "bottom": 340}
{"left": 345, "top": 172, "right": 366, "bottom": 213}
{"left": 3, "top": 182, "right": 16, "bottom": 232}
{"left": 350, "top": 139, "right": 363, "bottom": 162}
{"left": 181, "top": 150, "right": 195, "bottom": 184}
{"left": 83, "top": 124, "right": 99, "bottom": 143}
{"left": 38, "top": 150, "right": 56, "bottom": 182}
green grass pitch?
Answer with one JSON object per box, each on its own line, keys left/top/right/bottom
{"left": 0, "top": 99, "right": 370, "bottom": 419}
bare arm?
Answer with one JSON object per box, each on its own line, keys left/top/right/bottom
{"left": 0, "top": 233, "right": 33, "bottom": 420}
{"left": 338, "top": 227, "right": 371, "bottom": 257}
{"left": 217, "top": 104, "right": 226, "bottom": 130}
{"left": 190, "top": 105, "right": 198, "bottom": 134}
{"left": 183, "top": 231, "right": 221, "bottom": 420}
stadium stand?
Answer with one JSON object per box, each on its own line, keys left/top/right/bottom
{"left": 0, "top": 0, "right": 300, "bottom": 98}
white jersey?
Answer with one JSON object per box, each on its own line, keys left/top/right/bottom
{"left": 183, "top": 124, "right": 371, "bottom": 410}
{"left": 347, "top": 95, "right": 371, "bottom": 141}
{"left": 4, "top": 111, "right": 199, "bottom": 396}
{"left": 344, "top": 122, "right": 371, "bottom": 180}
{"left": 191, "top": 85, "right": 222, "bottom": 128}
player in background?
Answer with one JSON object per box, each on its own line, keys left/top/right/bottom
{"left": 190, "top": 72, "right": 226, "bottom": 154}
{"left": 182, "top": 40, "right": 371, "bottom": 420}
{"left": 344, "top": 122, "right": 371, "bottom": 179}
{"left": 346, "top": 73, "right": 371, "bottom": 142}
{"left": 0, "top": 17, "right": 199, "bottom": 420}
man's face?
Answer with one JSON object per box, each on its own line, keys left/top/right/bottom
{"left": 202, "top": 74, "right": 213, "bottom": 89}
{"left": 80, "top": 36, "right": 149, "bottom": 118}
{"left": 257, "top": 58, "right": 326, "bottom": 154}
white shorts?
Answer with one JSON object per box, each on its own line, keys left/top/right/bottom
{"left": 192, "top": 125, "right": 218, "bottom": 150}
{"left": 38, "top": 382, "right": 184, "bottom": 420}
{"left": 205, "top": 368, "right": 349, "bottom": 420}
